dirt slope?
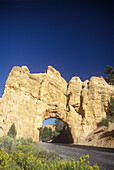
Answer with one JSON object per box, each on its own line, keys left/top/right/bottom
{"left": 80, "top": 123, "right": 114, "bottom": 148}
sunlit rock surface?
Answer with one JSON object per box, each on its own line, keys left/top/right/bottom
{"left": 0, "top": 66, "right": 114, "bottom": 143}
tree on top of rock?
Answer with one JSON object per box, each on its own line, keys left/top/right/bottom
{"left": 104, "top": 65, "right": 114, "bottom": 85}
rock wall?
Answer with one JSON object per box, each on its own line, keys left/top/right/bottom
{"left": 0, "top": 66, "right": 114, "bottom": 143}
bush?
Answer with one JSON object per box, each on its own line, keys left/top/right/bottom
{"left": 0, "top": 147, "right": 9, "bottom": 169}
{"left": 0, "top": 136, "right": 15, "bottom": 154}
{"left": 0, "top": 136, "right": 101, "bottom": 169}
{"left": 89, "top": 138, "right": 92, "bottom": 142}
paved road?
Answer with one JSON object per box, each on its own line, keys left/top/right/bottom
{"left": 38, "top": 142, "right": 114, "bottom": 170}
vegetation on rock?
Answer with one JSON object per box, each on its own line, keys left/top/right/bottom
{"left": 109, "top": 97, "right": 114, "bottom": 116}
{"left": 98, "top": 97, "right": 114, "bottom": 127}
{"left": 104, "top": 65, "right": 114, "bottom": 85}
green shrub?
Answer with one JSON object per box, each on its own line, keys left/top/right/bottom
{"left": 98, "top": 114, "right": 114, "bottom": 128}
{"left": 0, "top": 147, "right": 9, "bottom": 169}
{"left": 6, "top": 159, "right": 22, "bottom": 170}
{"left": 101, "top": 115, "right": 114, "bottom": 127}
{"left": 89, "top": 138, "right": 92, "bottom": 142}
{"left": 0, "top": 136, "right": 15, "bottom": 154}
{"left": 0, "top": 136, "right": 101, "bottom": 169}
{"left": 26, "top": 137, "right": 33, "bottom": 143}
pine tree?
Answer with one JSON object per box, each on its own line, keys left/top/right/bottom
{"left": 42, "top": 126, "right": 49, "bottom": 141}
{"left": 7, "top": 123, "right": 17, "bottom": 138}
{"left": 39, "top": 126, "right": 54, "bottom": 141}
{"left": 39, "top": 127, "right": 43, "bottom": 141}
{"left": 49, "top": 127, "right": 52, "bottom": 139}
{"left": 104, "top": 65, "right": 114, "bottom": 85}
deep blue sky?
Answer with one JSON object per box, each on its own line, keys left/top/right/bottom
{"left": 0, "top": 0, "right": 114, "bottom": 125}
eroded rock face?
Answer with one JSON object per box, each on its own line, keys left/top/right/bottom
{"left": 0, "top": 66, "right": 114, "bottom": 143}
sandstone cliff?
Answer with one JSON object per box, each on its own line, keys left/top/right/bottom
{"left": 0, "top": 66, "right": 114, "bottom": 143}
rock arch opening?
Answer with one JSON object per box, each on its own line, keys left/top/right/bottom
{"left": 40, "top": 118, "right": 74, "bottom": 144}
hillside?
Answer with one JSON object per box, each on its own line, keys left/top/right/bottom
{"left": 80, "top": 123, "right": 114, "bottom": 148}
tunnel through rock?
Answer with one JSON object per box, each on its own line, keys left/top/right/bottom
{"left": 40, "top": 118, "right": 73, "bottom": 144}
